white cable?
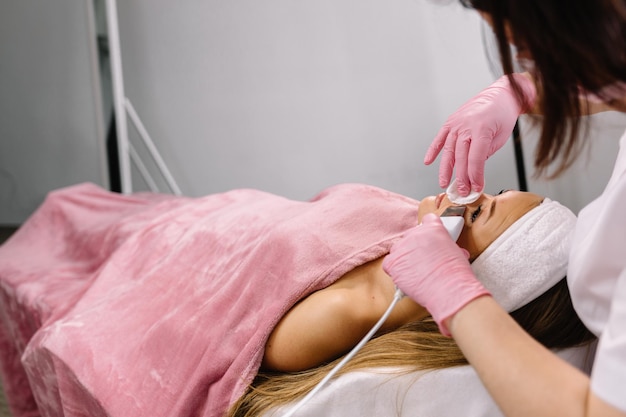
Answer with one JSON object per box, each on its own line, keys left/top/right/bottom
{"left": 282, "top": 288, "right": 405, "bottom": 417}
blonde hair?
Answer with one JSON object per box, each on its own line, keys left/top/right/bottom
{"left": 228, "top": 279, "right": 594, "bottom": 417}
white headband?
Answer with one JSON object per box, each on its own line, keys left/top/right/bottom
{"left": 471, "top": 198, "right": 576, "bottom": 312}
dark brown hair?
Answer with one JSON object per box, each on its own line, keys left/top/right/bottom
{"left": 461, "top": 0, "right": 626, "bottom": 177}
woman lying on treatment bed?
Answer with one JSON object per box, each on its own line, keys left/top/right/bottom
{"left": 229, "top": 189, "right": 595, "bottom": 417}
{"left": 0, "top": 183, "right": 594, "bottom": 417}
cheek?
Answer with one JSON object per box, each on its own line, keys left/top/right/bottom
{"left": 458, "top": 226, "right": 491, "bottom": 260}
{"left": 417, "top": 197, "right": 437, "bottom": 223}
{"left": 457, "top": 233, "right": 479, "bottom": 260}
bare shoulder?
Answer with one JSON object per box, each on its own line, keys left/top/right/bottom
{"left": 262, "top": 258, "right": 427, "bottom": 372}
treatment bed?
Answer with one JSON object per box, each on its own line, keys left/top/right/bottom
{"left": 0, "top": 183, "right": 595, "bottom": 417}
{"left": 263, "top": 345, "right": 594, "bottom": 416}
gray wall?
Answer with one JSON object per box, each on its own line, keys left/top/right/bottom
{"left": 3, "top": 0, "right": 622, "bottom": 225}
{"left": 522, "top": 111, "right": 626, "bottom": 213}
{"left": 0, "top": 0, "right": 107, "bottom": 224}
{"left": 116, "top": 0, "right": 518, "bottom": 202}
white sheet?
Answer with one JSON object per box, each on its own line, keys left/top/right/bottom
{"left": 265, "top": 344, "right": 596, "bottom": 417}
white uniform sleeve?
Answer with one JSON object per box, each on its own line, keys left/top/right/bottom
{"left": 590, "top": 267, "right": 626, "bottom": 410}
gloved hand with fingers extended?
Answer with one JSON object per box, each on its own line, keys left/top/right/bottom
{"left": 424, "top": 73, "right": 537, "bottom": 197}
{"left": 383, "top": 214, "right": 491, "bottom": 336}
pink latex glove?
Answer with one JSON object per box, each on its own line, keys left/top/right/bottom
{"left": 383, "top": 214, "right": 491, "bottom": 336}
{"left": 424, "top": 73, "right": 537, "bottom": 196}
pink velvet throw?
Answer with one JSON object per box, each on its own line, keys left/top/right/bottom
{"left": 0, "top": 182, "right": 418, "bottom": 417}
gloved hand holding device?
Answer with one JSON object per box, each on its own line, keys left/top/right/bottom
{"left": 382, "top": 214, "right": 491, "bottom": 336}
{"left": 424, "top": 73, "right": 537, "bottom": 196}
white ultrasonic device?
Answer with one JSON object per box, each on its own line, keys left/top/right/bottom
{"left": 439, "top": 205, "right": 466, "bottom": 241}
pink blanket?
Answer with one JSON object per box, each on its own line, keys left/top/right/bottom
{"left": 0, "top": 183, "right": 419, "bottom": 417}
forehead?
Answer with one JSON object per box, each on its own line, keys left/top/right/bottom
{"left": 502, "top": 191, "right": 543, "bottom": 214}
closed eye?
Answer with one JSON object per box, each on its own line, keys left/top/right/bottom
{"left": 471, "top": 205, "right": 482, "bottom": 222}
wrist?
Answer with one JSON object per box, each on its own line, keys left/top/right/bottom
{"left": 434, "top": 281, "right": 491, "bottom": 337}
{"left": 443, "top": 293, "right": 493, "bottom": 337}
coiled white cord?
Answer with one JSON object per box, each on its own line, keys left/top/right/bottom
{"left": 281, "top": 287, "right": 405, "bottom": 416}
